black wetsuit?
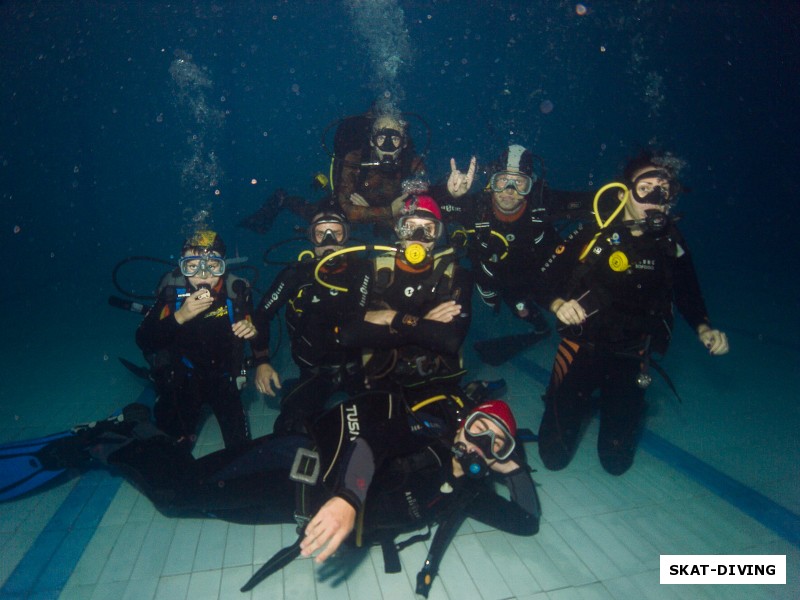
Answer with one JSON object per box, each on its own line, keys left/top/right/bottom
{"left": 251, "top": 256, "right": 371, "bottom": 433}
{"left": 96, "top": 391, "right": 540, "bottom": 552}
{"left": 536, "top": 222, "right": 712, "bottom": 475}
{"left": 438, "top": 185, "right": 590, "bottom": 330}
{"left": 136, "top": 273, "right": 252, "bottom": 449}
{"left": 337, "top": 251, "right": 473, "bottom": 418}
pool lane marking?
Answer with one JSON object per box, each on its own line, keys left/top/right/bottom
{"left": 494, "top": 336, "right": 800, "bottom": 549}
{"left": 1, "top": 387, "right": 155, "bottom": 597}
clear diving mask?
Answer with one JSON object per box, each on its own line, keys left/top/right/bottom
{"left": 395, "top": 216, "right": 443, "bottom": 244}
{"left": 489, "top": 171, "right": 534, "bottom": 196}
{"left": 463, "top": 410, "right": 516, "bottom": 461}
{"left": 179, "top": 254, "right": 226, "bottom": 278}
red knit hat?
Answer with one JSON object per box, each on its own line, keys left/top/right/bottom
{"left": 469, "top": 400, "right": 517, "bottom": 438}
{"left": 403, "top": 194, "right": 442, "bottom": 221}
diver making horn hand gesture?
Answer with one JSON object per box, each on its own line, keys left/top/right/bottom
{"left": 437, "top": 145, "right": 594, "bottom": 365}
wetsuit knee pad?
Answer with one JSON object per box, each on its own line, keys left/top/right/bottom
{"left": 597, "top": 444, "right": 636, "bottom": 476}
{"left": 597, "top": 422, "right": 642, "bottom": 476}
{"left": 537, "top": 422, "right": 575, "bottom": 471}
{"left": 537, "top": 429, "right": 576, "bottom": 471}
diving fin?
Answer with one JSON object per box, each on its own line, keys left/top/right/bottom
{"left": 238, "top": 189, "right": 289, "bottom": 234}
{"left": 241, "top": 532, "right": 303, "bottom": 592}
{"left": 473, "top": 330, "right": 550, "bottom": 367}
{"left": 463, "top": 379, "right": 507, "bottom": 405}
{"left": 118, "top": 357, "right": 151, "bottom": 381}
{"left": 0, "top": 404, "right": 154, "bottom": 502}
{"left": 0, "top": 430, "right": 83, "bottom": 502}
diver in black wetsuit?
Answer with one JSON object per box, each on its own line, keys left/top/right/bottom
{"left": 27, "top": 395, "right": 539, "bottom": 595}
{"left": 336, "top": 195, "right": 473, "bottom": 421}
{"left": 136, "top": 230, "right": 257, "bottom": 450}
{"left": 537, "top": 151, "right": 730, "bottom": 475}
{"left": 250, "top": 211, "right": 371, "bottom": 433}
{"left": 437, "top": 145, "right": 593, "bottom": 346}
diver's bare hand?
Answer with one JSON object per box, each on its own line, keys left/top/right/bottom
{"left": 349, "top": 193, "right": 369, "bottom": 207}
{"left": 554, "top": 299, "right": 587, "bottom": 326}
{"left": 390, "top": 193, "right": 410, "bottom": 217}
{"left": 364, "top": 309, "right": 396, "bottom": 326}
{"left": 232, "top": 319, "right": 257, "bottom": 339}
{"left": 174, "top": 289, "right": 213, "bottom": 324}
{"left": 490, "top": 458, "right": 522, "bottom": 475}
{"left": 300, "top": 497, "right": 356, "bottom": 563}
{"left": 697, "top": 325, "right": 730, "bottom": 356}
{"left": 424, "top": 300, "right": 462, "bottom": 323}
{"left": 255, "top": 363, "right": 281, "bottom": 396}
{"left": 447, "top": 156, "right": 477, "bottom": 198}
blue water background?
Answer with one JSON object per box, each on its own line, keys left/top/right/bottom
{"left": 1, "top": 1, "right": 798, "bottom": 505}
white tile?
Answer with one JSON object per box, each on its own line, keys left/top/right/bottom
{"left": 223, "top": 522, "right": 254, "bottom": 568}
{"left": 479, "top": 529, "right": 544, "bottom": 596}
{"left": 129, "top": 516, "right": 178, "bottom": 579}
{"left": 281, "top": 557, "right": 317, "bottom": 598}
{"left": 98, "top": 521, "right": 151, "bottom": 583}
{"left": 220, "top": 565, "right": 257, "bottom": 599}
{"left": 162, "top": 520, "right": 202, "bottom": 576}
{"left": 154, "top": 573, "right": 190, "bottom": 600}
{"left": 192, "top": 519, "right": 229, "bottom": 572}
{"left": 87, "top": 580, "right": 129, "bottom": 600}
{"left": 67, "top": 524, "right": 122, "bottom": 586}
{"left": 452, "top": 532, "right": 514, "bottom": 599}
{"left": 512, "top": 523, "right": 596, "bottom": 591}
{"left": 553, "top": 518, "right": 624, "bottom": 581}
{"left": 120, "top": 576, "right": 159, "bottom": 600}
{"left": 547, "top": 580, "right": 616, "bottom": 600}
{"left": 186, "top": 568, "right": 222, "bottom": 600}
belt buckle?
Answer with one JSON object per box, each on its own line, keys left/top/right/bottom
{"left": 289, "top": 447, "right": 320, "bottom": 485}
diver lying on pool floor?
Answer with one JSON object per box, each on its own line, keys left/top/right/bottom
{"left": 1, "top": 392, "right": 540, "bottom": 596}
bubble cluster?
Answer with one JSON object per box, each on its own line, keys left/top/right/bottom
{"left": 170, "top": 50, "right": 226, "bottom": 232}
{"left": 345, "top": 0, "right": 411, "bottom": 104}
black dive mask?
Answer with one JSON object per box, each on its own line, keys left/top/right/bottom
{"left": 372, "top": 128, "right": 404, "bottom": 169}
{"left": 636, "top": 187, "right": 670, "bottom": 206}
{"left": 452, "top": 442, "right": 490, "bottom": 479}
{"left": 631, "top": 169, "right": 673, "bottom": 206}
{"left": 316, "top": 229, "right": 341, "bottom": 247}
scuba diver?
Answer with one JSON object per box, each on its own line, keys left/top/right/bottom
{"left": 536, "top": 150, "right": 730, "bottom": 476}
{"left": 438, "top": 145, "right": 594, "bottom": 366}
{"left": 239, "top": 106, "right": 434, "bottom": 239}
{"left": 136, "top": 230, "right": 257, "bottom": 450}
{"left": 0, "top": 393, "right": 540, "bottom": 597}
{"left": 336, "top": 195, "right": 474, "bottom": 424}
{"left": 336, "top": 112, "right": 428, "bottom": 233}
{"left": 250, "top": 211, "right": 372, "bottom": 434}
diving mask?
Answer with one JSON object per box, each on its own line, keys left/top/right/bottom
{"left": 395, "top": 216, "right": 442, "bottom": 243}
{"left": 463, "top": 410, "right": 516, "bottom": 461}
{"left": 372, "top": 128, "right": 403, "bottom": 152}
{"left": 179, "top": 254, "right": 226, "bottom": 278}
{"left": 489, "top": 171, "right": 534, "bottom": 196}
{"left": 371, "top": 127, "right": 405, "bottom": 165}
{"left": 631, "top": 169, "right": 673, "bottom": 206}
{"left": 309, "top": 222, "right": 348, "bottom": 248}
